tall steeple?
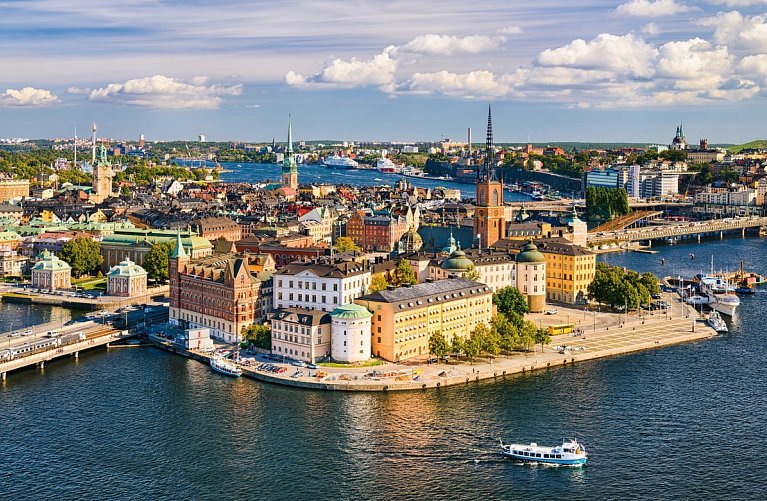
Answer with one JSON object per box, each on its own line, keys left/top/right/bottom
{"left": 171, "top": 228, "right": 188, "bottom": 259}
{"left": 281, "top": 114, "right": 298, "bottom": 190}
{"left": 474, "top": 103, "right": 505, "bottom": 249}
{"left": 481, "top": 103, "right": 496, "bottom": 181}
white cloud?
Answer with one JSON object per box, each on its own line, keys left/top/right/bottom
{"left": 655, "top": 38, "right": 733, "bottom": 89}
{"left": 613, "top": 0, "right": 696, "bottom": 17}
{"left": 285, "top": 46, "right": 398, "bottom": 89}
{"left": 699, "top": 11, "right": 767, "bottom": 53}
{"left": 87, "top": 75, "right": 242, "bottom": 109}
{"left": 397, "top": 34, "right": 506, "bottom": 55}
{"left": 642, "top": 22, "right": 661, "bottom": 35}
{"left": 497, "top": 26, "right": 522, "bottom": 35}
{"left": 0, "top": 87, "right": 59, "bottom": 107}
{"left": 536, "top": 33, "right": 658, "bottom": 78}
{"left": 400, "top": 70, "right": 518, "bottom": 97}
{"left": 66, "top": 86, "right": 90, "bottom": 95}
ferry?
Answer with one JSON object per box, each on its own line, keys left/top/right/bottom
{"left": 707, "top": 311, "right": 728, "bottom": 333}
{"left": 322, "top": 155, "right": 359, "bottom": 169}
{"left": 210, "top": 355, "right": 242, "bottom": 377}
{"left": 499, "top": 438, "right": 587, "bottom": 466}
{"left": 376, "top": 157, "right": 401, "bottom": 174}
{"left": 699, "top": 275, "right": 740, "bottom": 317}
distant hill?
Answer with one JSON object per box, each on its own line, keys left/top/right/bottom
{"left": 727, "top": 139, "right": 767, "bottom": 153}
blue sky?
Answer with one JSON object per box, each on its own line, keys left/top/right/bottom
{"left": 2, "top": 0, "right": 767, "bottom": 143}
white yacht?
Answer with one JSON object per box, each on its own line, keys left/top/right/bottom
{"left": 500, "top": 438, "right": 587, "bottom": 466}
{"left": 699, "top": 275, "right": 740, "bottom": 317}
{"left": 707, "top": 311, "right": 728, "bottom": 333}
{"left": 322, "top": 155, "right": 359, "bottom": 169}
{"left": 210, "top": 355, "right": 242, "bottom": 377}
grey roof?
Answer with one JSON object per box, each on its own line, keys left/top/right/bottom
{"left": 358, "top": 278, "right": 490, "bottom": 310}
{"left": 272, "top": 307, "right": 331, "bottom": 326}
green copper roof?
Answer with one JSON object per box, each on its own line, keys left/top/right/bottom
{"left": 32, "top": 250, "right": 71, "bottom": 272}
{"left": 517, "top": 241, "right": 545, "bottom": 263}
{"left": 108, "top": 258, "right": 147, "bottom": 277}
{"left": 331, "top": 303, "right": 373, "bottom": 320}
{"left": 170, "top": 228, "right": 188, "bottom": 259}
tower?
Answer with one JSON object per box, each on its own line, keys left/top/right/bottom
{"left": 168, "top": 229, "right": 190, "bottom": 328}
{"left": 90, "top": 144, "right": 113, "bottom": 203}
{"left": 91, "top": 122, "right": 97, "bottom": 164}
{"left": 474, "top": 104, "right": 505, "bottom": 248}
{"left": 281, "top": 115, "right": 298, "bottom": 190}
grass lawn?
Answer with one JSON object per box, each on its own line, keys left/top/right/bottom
{"left": 73, "top": 276, "right": 107, "bottom": 290}
{"left": 318, "top": 360, "right": 384, "bottom": 368}
{"left": 2, "top": 292, "right": 33, "bottom": 298}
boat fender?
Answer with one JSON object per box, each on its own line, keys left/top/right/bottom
{"left": 494, "top": 372, "right": 497, "bottom": 377}
{"left": 383, "top": 385, "right": 388, "bottom": 391}
{"left": 502, "top": 370, "right": 506, "bottom": 375}
{"left": 571, "top": 358, "right": 575, "bottom": 363}
{"left": 422, "top": 383, "right": 426, "bottom": 390}
{"left": 547, "top": 362, "right": 550, "bottom": 367}
{"left": 522, "top": 367, "right": 525, "bottom": 373}
{"left": 476, "top": 376, "right": 479, "bottom": 381}
{"left": 436, "top": 382, "right": 441, "bottom": 387}
{"left": 466, "top": 378, "right": 469, "bottom": 383}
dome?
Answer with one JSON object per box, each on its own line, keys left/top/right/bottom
{"left": 331, "top": 303, "right": 373, "bottom": 320}
{"left": 32, "top": 250, "right": 71, "bottom": 272}
{"left": 399, "top": 226, "right": 423, "bottom": 253}
{"left": 441, "top": 245, "right": 474, "bottom": 271}
{"left": 107, "top": 258, "right": 147, "bottom": 277}
{"left": 516, "top": 241, "right": 545, "bottom": 263}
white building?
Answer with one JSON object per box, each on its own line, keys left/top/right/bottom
{"left": 330, "top": 303, "right": 372, "bottom": 363}
{"left": 270, "top": 307, "right": 331, "bottom": 363}
{"left": 184, "top": 328, "right": 215, "bottom": 351}
{"left": 273, "top": 260, "right": 371, "bottom": 312}
{"left": 106, "top": 258, "right": 147, "bottom": 297}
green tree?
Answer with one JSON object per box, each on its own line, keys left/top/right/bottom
{"left": 491, "top": 313, "right": 519, "bottom": 354}
{"left": 518, "top": 321, "right": 538, "bottom": 352}
{"left": 59, "top": 237, "right": 103, "bottom": 278}
{"left": 464, "top": 325, "right": 484, "bottom": 362}
{"left": 450, "top": 334, "right": 465, "bottom": 360}
{"left": 393, "top": 259, "right": 417, "bottom": 286}
{"left": 143, "top": 241, "right": 175, "bottom": 282}
{"left": 368, "top": 274, "right": 389, "bottom": 293}
{"left": 241, "top": 324, "right": 271, "bottom": 350}
{"left": 493, "top": 286, "right": 529, "bottom": 317}
{"left": 428, "top": 331, "right": 449, "bottom": 361}
{"left": 463, "top": 264, "right": 481, "bottom": 281}
{"left": 334, "top": 236, "right": 361, "bottom": 253}
{"left": 534, "top": 327, "right": 551, "bottom": 353}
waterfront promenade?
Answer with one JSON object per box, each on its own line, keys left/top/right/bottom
{"left": 151, "top": 294, "right": 717, "bottom": 392}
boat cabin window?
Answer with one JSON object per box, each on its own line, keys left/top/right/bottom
{"left": 536, "top": 453, "right": 542, "bottom": 458}
{"left": 543, "top": 454, "right": 550, "bottom": 459}
{"left": 555, "top": 454, "right": 562, "bottom": 459}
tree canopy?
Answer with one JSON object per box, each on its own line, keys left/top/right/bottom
{"left": 143, "top": 241, "right": 174, "bottom": 282}
{"left": 493, "top": 286, "right": 529, "bottom": 317}
{"left": 368, "top": 274, "right": 389, "bottom": 293}
{"left": 393, "top": 259, "right": 417, "bottom": 286}
{"left": 241, "top": 324, "right": 271, "bottom": 350}
{"left": 59, "top": 237, "right": 103, "bottom": 278}
{"left": 334, "top": 236, "right": 360, "bottom": 253}
{"left": 585, "top": 186, "right": 630, "bottom": 221}
{"left": 587, "top": 262, "right": 660, "bottom": 310}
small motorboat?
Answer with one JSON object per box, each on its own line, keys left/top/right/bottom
{"left": 500, "top": 438, "right": 587, "bottom": 466}
{"left": 706, "top": 311, "right": 728, "bottom": 333}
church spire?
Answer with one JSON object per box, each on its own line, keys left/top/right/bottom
{"left": 171, "top": 228, "right": 188, "bottom": 259}
{"left": 287, "top": 114, "right": 294, "bottom": 154}
{"left": 483, "top": 103, "right": 495, "bottom": 181}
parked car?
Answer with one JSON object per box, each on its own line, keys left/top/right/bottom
{"left": 291, "top": 360, "right": 307, "bottom": 368}
{"left": 306, "top": 363, "right": 318, "bottom": 369}
{"left": 545, "top": 309, "right": 558, "bottom": 315}
{"left": 291, "top": 371, "right": 304, "bottom": 378}
{"left": 276, "top": 367, "right": 287, "bottom": 374}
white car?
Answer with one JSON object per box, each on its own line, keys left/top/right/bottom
{"left": 545, "top": 309, "right": 558, "bottom": 315}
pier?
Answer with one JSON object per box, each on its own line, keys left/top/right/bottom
{"left": 587, "top": 216, "right": 767, "bottom": 246}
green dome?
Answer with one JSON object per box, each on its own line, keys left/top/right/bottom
{"left": 399, "top": 227, "right": 423, "bottom": 253}
{"left": 331, "top": 303, "right": 373, "bottom": 320}
{"left": 32, "top": 250, "right": 71, "bottom": 272}
{"left": 107, "top": 258, "right": 147, "bottom": 278}
{"left": 517, "top": 241, "right": 545, "bottom": 263}
{"left": 441, "top": 246, "right": 474, "bottom": 271}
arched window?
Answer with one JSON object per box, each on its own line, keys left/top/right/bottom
{"left": 492, "top": 189, "right": 499, "bottom": 206}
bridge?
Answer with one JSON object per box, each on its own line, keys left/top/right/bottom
{"left": 587, "top": 216, "right": 767, "bottom": 245}
{"left": 504, "top": 199, "right": 693, "bottom": 214}
{"left": 589, "top": 211, "right": 663, "bottom": 233}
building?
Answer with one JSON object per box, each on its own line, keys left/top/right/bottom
{"left": 273, "top": 260, "right": 371, "bottom": 312}
{"left": 515, "top": 241, "right": 546, "bottom": 312}
{"left": 670, "top": 124, "right": 687, "bottom": 150}
{"left": 101, "top": 228, "right": 213, "bottom": 270}
{"left": 106, "top": 258, "right": 148, "bottom": 297}
{"left": 694, "top": 186, "right": 758, "bottom": 216}
{"left": 169, "top": 232, "right": 263, "bottom": 344}
{"left": 270, "top": 307, "right": 331, "bottom": 363}
{"left": 346, "top": 211, "right": 410, "bottom": 252}
{"left": 474, "top": 105, "right": 505, "bottom": 248}
{"left": 330, "top": 304, "right": 373, "bottom": 363}
{"left": 298, "top": 206, "right": 337, "bottom": 244}
{"left": 586, "top": 168, "right": 621, "bottom": 189}
{"left": 31, "top": 250, "right": 71, "bottom": 290}
{"left": 191, "top": 217, "right": 242, "bottom": 242}
{"left": 538, "top": 241, "right": 595, "bottom": 305}
{"left": 431, "top": 246, "right": 515, "bottom": 292}
{"left": 355, "top": 278, "right": 493, "bottom": 362}
{"left": 0, "top": 246, "right": 28, "bottom": 277}
{"left": 281, "top": 117, "right": 298, "bottom": 190}
{"left": 90, "top": 145, "right": 113, "bottom": 203}
{"left": 0, "top": 179, "right": 30, "bottom": 202}
{"left": 183, "top": 328, "right": 215, "bottom": 351}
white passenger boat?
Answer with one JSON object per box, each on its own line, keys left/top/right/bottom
{"left": 699, "top": 275, "right": 739, "bottom": 317}
{"left": 322, "top": 155, "right": 359, "bottom": 169}
{"left": 499, "top": 438, "right": 587, "bottom": 466}
{"left": 210, "top": 355, "right": 242, "bottom": 377}
{"left": 684, "top": 294, "right": 709, "bottom": 306}
{"left": 706, "top": 311, "right": 728, "bottom": 333}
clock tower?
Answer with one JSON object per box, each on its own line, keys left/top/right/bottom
{"left": 474, "top": 104, "right": 505, "bottom": 248}
{"left": 281, "top": 115, "right": 298, "bottom": 190}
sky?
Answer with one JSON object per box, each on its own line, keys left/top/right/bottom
{"left": 2, "top": 0, "right": 767, "bottom": 144}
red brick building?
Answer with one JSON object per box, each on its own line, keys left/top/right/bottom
{"left": 346, "top": 211, "right": 409, "bottom": 252}
{"left": 192, "top": 216, "right": 242, "bottom": 242}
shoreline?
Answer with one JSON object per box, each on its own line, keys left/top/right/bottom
{"left": 148, "top": 297, "right": 718, "bottom": 392}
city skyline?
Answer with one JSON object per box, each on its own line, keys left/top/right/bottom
{"left": 2, "top": 0, "right": 767, "bottom": 143}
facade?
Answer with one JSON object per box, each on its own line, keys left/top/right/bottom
{"left": 474, "top": 105, "right": 505, "bottom": 248}
{"left": 169, "top": 232, "right": 263, "bottom": 344}
{"left": 273, "top": 260, "right": 371, "bottom": 312}
{"left": 586, "top": 168, "right": 620, "bottom": 189}
{"left": 694, "top": 187, "right": 758, "bottom": 216}
{"left": 0, "top": 179, "right": 30, "bottom": 202}
{"left": 431, "top": 247, "right": 516, "bottom": 293}
{"left": 330, "top": 304, "right": 373, "bottom": 363}
{"left": 346, "top": 211, "right": 410, "bottom": 252}
{"left": 355, "top": 278, "right": 493, "bottom": 362}
{"left": 298, "top": 206, "right": 337, "bottom": 244}
{"left": 191, "top": 217, "right": 242, "bottom": 242}
{"left": 31, "top": 250, "right": 71, "bottom": 290}
{"left": 281, "top": 118, "right": 298, "bottom": 190}
{"left": 106, "top": 258, "right": 148, "bottom": 297}
{"left": 515, "top": 242, "right": 546, "bottom": 312}
{"left": 0, "top": 246, "right": 28, "bottom": 277}
{"left": 539, "top": 241, "right": 595, "bottom": 304}
{"left": 101, "top": 228, "right": 213, "bottom": 270}
{"left": 270, "top": 307, "right": 331, "bottom": 363}
{"left": 183, "top": 328, "right": 215, "bottom": 351}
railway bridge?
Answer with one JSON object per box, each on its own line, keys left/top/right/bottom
{"left": 587, "top": 216, "right": 767, "bottom": 245}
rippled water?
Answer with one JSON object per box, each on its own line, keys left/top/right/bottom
{"left": 2, "top": 237, "right": 766, "bottom": 499}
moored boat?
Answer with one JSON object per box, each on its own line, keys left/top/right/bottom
{"left": 210, "top": 355, "right": 243, "bottom": 377}
{"left": 707, "top": 311, "right": 728, "bottom": 333}
{"left": 322, "top": 155, "right": 359, "bottom": 169}
{"left": 499, "top": 438, "right": 587, "bottom": 466}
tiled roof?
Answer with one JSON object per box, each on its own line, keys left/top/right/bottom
{"left": 358, "top": 278, "right": 490, "bottom": 310}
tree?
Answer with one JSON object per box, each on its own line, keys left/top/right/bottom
{"left": 368, "top": 274, "right": 389, "bottom": 293}
{"left": 463, "top": 264, "right": 481, "bottom": 281}
{"left": 481, "top": 323, "right": 502, "bottom": 358}
{"left": 428, "top": 331, "right": 449, "bottom": 361}
{"left": 518, "top": 321, "right": 538, "bottom": 352}
{"left": 450, "top": 334, "right": 465, "bottom": 360}
{"left": 588, "top": 262, "right": 658, "bottom": 310}
{"left": 534, "top": 327, "right": 551, "bottom": 353}
{"left": 334, "top": 236, "right": 360, "bottom": 253}
{"left": 59, "top": 236, "right": 103, "bottom": 278}
{"left": 464, "top": 327, "right": 483, "bottom": 362}
{"left": 493, "top": 286, "right": 529, "bottom": 317}
{"left": 393, "top": 259, "right": 417, "bottom": 286}
{"left": 242, "top": 324, "right": 271, "bottom": 350}
{"left": 143, "top": 241, "right": 175, "bottom": 282}
{"left": 492, "top": 313, "right": 519, "bottom": 354}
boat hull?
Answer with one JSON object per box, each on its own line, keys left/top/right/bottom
{"left": 712, "top": 301, "right": 738, "bottom": 317}
{"left": 501, "top": 453, "right": 587, "bottom": 466}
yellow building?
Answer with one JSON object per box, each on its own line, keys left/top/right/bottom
{"left": 0, "top": 179, "right": 30, "bottom": 202}
{"left": 355, "top": 278, "right": 493, "bottom": 362}
{"left": 538, "top": 241, "right": 595, "bottom": 305}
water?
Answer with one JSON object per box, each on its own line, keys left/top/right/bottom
{"left": 216, "top": 161, "right": 531, "bottom": 202}
{"left": 2, "top": 237, "right": 766, "bottom": 499}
